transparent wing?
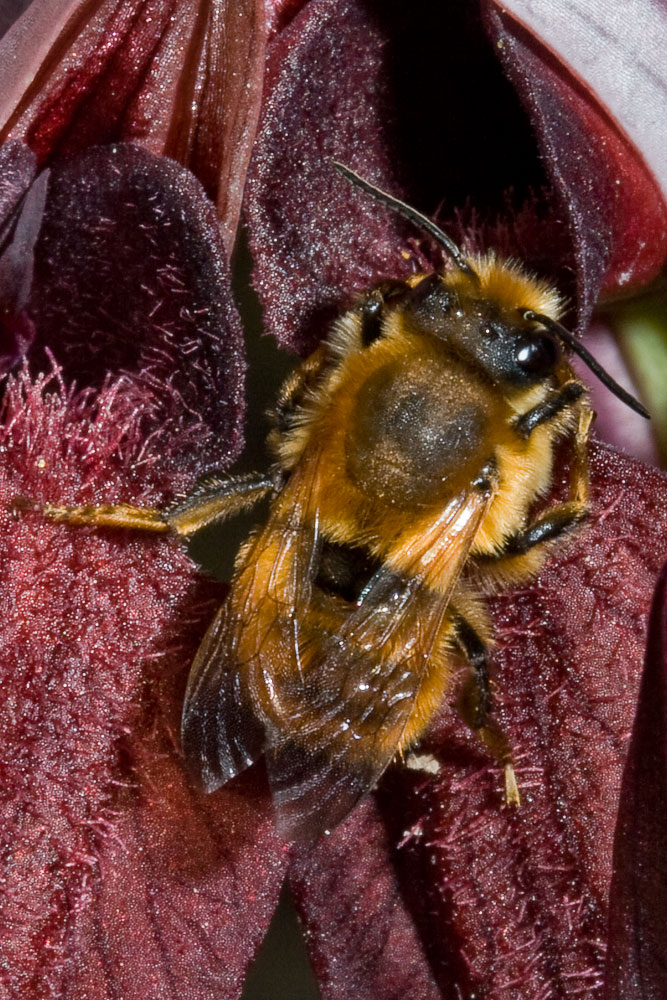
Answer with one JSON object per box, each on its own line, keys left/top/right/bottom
{"left": 181, "top": 600, "right": 265, "bottom": 791}
{"left": 265, "top": 488, "right": 492, "bottom": 840}
{"left": 181, "top": 460, "right": 321, "bottom": 792}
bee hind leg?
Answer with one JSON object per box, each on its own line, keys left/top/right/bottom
{"left": 15, "top": 470, "right": 275, "bottom": 538}
{"left": 453, "top": 612, "right": 521, "bottom": 806}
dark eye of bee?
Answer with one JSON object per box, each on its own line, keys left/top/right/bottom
{"left": 514, "top": 333, "right": 560, "bottom": 375}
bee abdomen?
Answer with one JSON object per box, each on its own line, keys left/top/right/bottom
{"left": 314, "top": 539, "right": 381, "bottom": 603}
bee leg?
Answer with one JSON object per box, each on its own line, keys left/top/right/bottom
{"left": 163, "top": 471, "right": 275, "bottom": 535}
{"left": 513, "top": 380, "right": 586, "bottom": 438}
{"left": 15, "top": 471, "right": 275, "bottom": 538}
{"left": 272, "top": 344, "right": 329, "bottom": 433}
{"left": 496, "top": 402, "right": 594, "bottom": 560}
{"left": 356, "top": 279, "right": 418, "bottom": 347}
{"left": 453, "top": 613, "right": 521, "bottom": 806}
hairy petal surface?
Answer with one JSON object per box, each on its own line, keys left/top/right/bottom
{"left": 290, "top": 445, "right": 667, "bottom": 1000}
{"left": 0, "top": 369, "right": 286, "bottom": 999}
{"left": 245, "top": 0, "right": 561, "bottom": 354}
{"left": 0, "top": 0, "right": 267, "bottom": 248}
{"left": 605, "top": 563, "right": 667, "bottom": 1000}
{"left": 0, "top": 6, "right": 270, "bottom": 993}
{"left": 29, "top": 142, "right": 245, "bottom": 480}
{"left": 290, "top": 798, "right": 440, "bottom": 1000}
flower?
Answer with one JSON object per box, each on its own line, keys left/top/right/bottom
{"left": 0, "top": 3, "right": 286, "bottom": 996}
{"left": 245, "top": 3, "right": 667, "bottom": 998}
{"left": 0, "top": 1, "right": 666, "bottom": 999}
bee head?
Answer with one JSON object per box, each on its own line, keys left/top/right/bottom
{"left": 333, "top": 162, "right": 649, "bottom": 419}
{"left": 396, "top": 263, "right": 564, "bottom": 389}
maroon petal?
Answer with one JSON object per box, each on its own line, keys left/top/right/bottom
{"left": 0, "top": 0, "right": 267, "bottom": 247}
{"left": 605, "top": 563, "right": 667, "bottom": 999}
{"left": 485, "top": 2, "right": 667, "bottom": 329}
{"left": 266, "top": 0, "right": 308, "bottom": 39}
{"left": 0, "top": 368, "right": 286, "bottom": 997}
{"left": 29, "top": 142, "right": 245, "bottom": 479}
{"left": 292, "top": 444, "right": 667, "bottom": 999}
{"left": 487, "top": 2, "right": 667, "bottom": 203}
{"left": 246, "top": 0, "right": 561, "bottom": 354}
{"left": 0, "top": 139, "right": 42, "bottom": 371}
{"left": 0, "top": 137, "right": 35, "bottom": 218}
{"left": 65, "top": 724, "right": 287, "bottom": 999}
{"left": 290, "top": 799, "right": 440, "bottom": 1000}
{"left": 248, "top": 1, "right": 667, "bottom": 353}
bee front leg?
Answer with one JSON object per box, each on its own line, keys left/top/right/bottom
{"left": 453, "top": 612, "right": 521, "bottom": 806}
{"left": 490, "top": 402, "right": 594, "bottom": 566}
{"left": 513, "top": 380, "right": 586, "bottom": 438}
{"left": 14, "top": 471, "right": 275, "bottom": 538}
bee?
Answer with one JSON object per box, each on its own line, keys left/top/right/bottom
{"left": 27, "top": 163, "right": 649, "bottom": 841}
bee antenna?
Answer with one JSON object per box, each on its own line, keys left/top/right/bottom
{"left": 524, "top": 310, "right": 650, "bottom": 420}
{"left": 332, "top": 162, "right": 477, "bottom": 280}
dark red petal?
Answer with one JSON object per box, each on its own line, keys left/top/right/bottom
{"left": 65, "top": 724, "right": 287, "bottom": 999}
{"left": 29, "top": 142, "right": 245, "bottom": 479}
{"left": 0, "top": 167, "right": 46, "bottom": 314}
{"left": 290, "top": 799, "right": 441, "bottom": 1000}
{"left": 605, "top": 563, "right": 667, "bottom": 999}
{"left": 0, "top": 368, "right": 286, "bottom": 997}
{"left": 0, "top": 139, "right": 41, "bottom": 371}
{"left": 0, "top": 0, "right": 266, "bottom": 247}
{"left": 245, "top": 0, "right": 558, "bottom": 354}
{"left": 292, "top": 445, "right": 667, "bottom": 999}
{"left": 0, "top": 137, "right": 35, "bottom": 218}
{"left": 290, "top": 798, "right": 443, "bottom": 1000}
{"left": 485, "top": 2, "right": 667, "bottom": 325}
{"left": 67, "top": 786, "right": 286, "bottom": 999}
{"left": 266, "top": 0, "right": 308, "bottom": 39}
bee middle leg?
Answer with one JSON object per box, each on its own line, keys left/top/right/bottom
{"left": 15, "top": 470, "right": 275, "bottom": 537}
{"left": 453, "top": 611, "right": 521, "bottom": 806}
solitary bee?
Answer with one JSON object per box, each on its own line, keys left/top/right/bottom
{"left": 29, "top": 164, "right": 648, "bottom": 841}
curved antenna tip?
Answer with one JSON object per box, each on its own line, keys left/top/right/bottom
{"left": 331, "top": 161, "right": 477, "bottom": 279}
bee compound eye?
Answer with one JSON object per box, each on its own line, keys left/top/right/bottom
{"left": 515, "top": 333, "right": 560, "bottom": 376}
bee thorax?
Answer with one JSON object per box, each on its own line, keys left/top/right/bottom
{"left": 345, "top": 355, "right": 493, "bottom": 507}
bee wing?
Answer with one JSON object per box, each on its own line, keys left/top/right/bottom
{"left": 266, "top": 487, "right": 491, "bottom": 841}
{"left": 181, "top": 462, "right": 321, "bottom": 792}
{"left": 180, "top": 600, "right": 265, "bottom": 791}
